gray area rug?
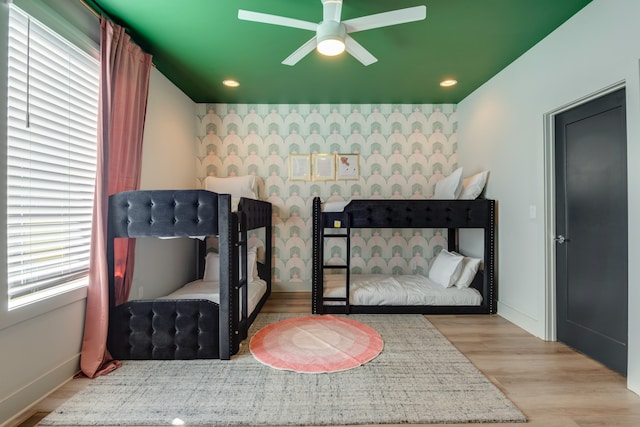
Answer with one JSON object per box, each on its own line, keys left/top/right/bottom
{"left": 42, "top": 314, "right": 526, "bottom": 426}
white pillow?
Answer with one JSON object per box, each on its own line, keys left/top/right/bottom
{"left": 204, "top": 175, "right": 257, "bottom": 199}
{"left": 434, "top": 167, "right": 464, "bottom": 199}
{"left": 203, "top": 252, "right": 220, "bottom": 281}
{"left": 451, "top": 252, "right": 482, "bottom": 288}
{"left": 428, "top": 249, "right": 464, "bottom": 288}
{"left": 460, "top": 171, "right": 489, "bottom": 200}
{"left": 204, "top": 249, "right": 259, "bottom": 282}
{"left": 243, "top": 247, "right": 260, "bottom": 282}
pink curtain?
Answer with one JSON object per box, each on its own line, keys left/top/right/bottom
{"left": 80, "top": 18, "right": 153, "bottom": 379}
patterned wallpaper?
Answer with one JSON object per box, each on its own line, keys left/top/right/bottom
{"left": 195, "top": 104, "right": 458, "bottom": 289}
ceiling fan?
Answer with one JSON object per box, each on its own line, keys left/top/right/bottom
{"left": 238, "top": 0, "right": 427, "bottom": 66}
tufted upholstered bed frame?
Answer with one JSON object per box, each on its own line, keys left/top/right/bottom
{"left": 107, "top": 190, "right": 272, "bottom": 360}
{"left": 312, "top": 197, "right": 496, "bottom": 315}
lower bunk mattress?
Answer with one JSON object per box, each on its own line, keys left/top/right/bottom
{"left": 159, "top": 278, "right": 267, "bottom": 315}
{"left": 323, "top": 273, "right": 482, "bottom": 306}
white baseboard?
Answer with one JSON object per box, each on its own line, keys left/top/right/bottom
{"left": 497, "top": 300, "right": 545, "bottom": 340}
{"left": 0, "top": 354, "right": 80, "bottom": 427}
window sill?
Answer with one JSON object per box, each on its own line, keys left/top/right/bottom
{"left": 0, "top": 286, "right": 88, "bottom": 332}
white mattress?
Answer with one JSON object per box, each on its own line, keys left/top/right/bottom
{"left": 323, "top": 200, "right": 350, "bottom": 212}
{"left": 159, "top": 278, "right": 267, "bottom": 315}
{"left": 323, "top": 274, "right": 482, "bottom": 306}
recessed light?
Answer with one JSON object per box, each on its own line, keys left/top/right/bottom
{"left": 222, "top": 79, "right": 239, "bottom": 88}
{"left": 440, "top": 79, "right": 457, "bottom": 87}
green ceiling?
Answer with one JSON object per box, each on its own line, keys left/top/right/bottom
{"left": 85, "top": 0, "right": 592, "bottom": 104}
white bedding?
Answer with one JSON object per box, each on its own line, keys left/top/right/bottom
{"left": 323, "top": 200, "right": 351, "bottom": 212}
{"left": 323, "top": 274, "right": 482, "bottom": 306}
{"left": 159, "top": 278, "right": 267, "bottom": 315}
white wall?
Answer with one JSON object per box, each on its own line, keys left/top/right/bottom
{"left": 457, "top": 0, "right": 640, "bottom": 394}
{"left": 130, "top": 68, "right": 198, "bottom": 300}
{"left": 0, "top": 299, "right": 85, "bottom": 427}
{"left": 139, "top": 68, "right": 196, "bottom": 191}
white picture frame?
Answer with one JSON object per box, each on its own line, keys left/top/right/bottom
{"left": 336, "top": 153, "right": 359, "bottom": 180}
{"left": 312, "top": 154, "right": 336, "bottom": 181}
{"left": 288, "top": 154, "right": 311, "bottom": 181}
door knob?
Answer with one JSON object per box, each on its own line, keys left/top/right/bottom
{"left": 554, "top": 235, "right": 568, "bottom": 244}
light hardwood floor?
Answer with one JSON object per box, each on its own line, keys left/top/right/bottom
{"left": 14, "top": 292, "right": 640, "bottom": 427}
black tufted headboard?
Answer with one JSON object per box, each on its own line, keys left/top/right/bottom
{"left": 108, "top": 190, "right": 226, "bottom": 238}
{"left": 322, "top": 199, "right": 494, "bottom": 229}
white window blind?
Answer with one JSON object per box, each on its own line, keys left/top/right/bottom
{"left": 6, "top": 5, "right": 99, "bottom": 309}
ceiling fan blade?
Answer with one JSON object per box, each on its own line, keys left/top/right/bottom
{"left": 344, "top": 35, "right": 377, "bottom": 66}
{"left": 322, "top": 0, "right": 343, "bottom": 22}
{"left": 282, "top": 36, "right": 318, "bottom": 66}
{"left": 343, "top": 6, "right": 426, "bottom": 33}
{"left": 238, "top": 10, "right": 317, "bottom": 32}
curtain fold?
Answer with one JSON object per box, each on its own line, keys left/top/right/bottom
{"left": 80, "top": 17, "right": 153, "bottom": 379}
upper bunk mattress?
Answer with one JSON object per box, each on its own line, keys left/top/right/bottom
{"left": 323, "top": 274, "right": 482, "bottom": 306}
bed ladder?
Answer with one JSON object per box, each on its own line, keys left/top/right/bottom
{"left": 321, "top": 213, "right": 351, "bottom": 314}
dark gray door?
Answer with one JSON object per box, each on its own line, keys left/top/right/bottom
{"left": 555, "top": 88, "right": 627, "bottom": 376}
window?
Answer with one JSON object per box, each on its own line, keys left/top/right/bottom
{"left": 6, "top": 5, "right": 99, "bottom": 309}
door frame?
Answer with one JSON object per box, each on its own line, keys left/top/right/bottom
{"left": 542, "top": 80, "right": 626, "bottom": 341}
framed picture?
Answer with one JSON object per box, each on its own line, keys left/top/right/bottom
{"left": 312, "top": 154, "right": 336, "bottom": 181}
{"left": 288, "top": 154, "right": 310, "bottom": 181}
{"left": 336, "top": 154, "right": 360, "bottom": 180}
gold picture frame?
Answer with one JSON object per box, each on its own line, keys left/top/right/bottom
{"left": 288, "top": 154, "right": 311, "bottom": 181}
{"left": 312, "top": 154, "right": 336, "bottom": 181}
{"left": 336, "top": 153, "right": 360, "bottom": 180}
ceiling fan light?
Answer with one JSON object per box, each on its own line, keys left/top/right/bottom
{"left": 316, "top": 20, "right": 346, "bottom": 57}
{"left": 317, "top": 37, "right": 345, "bottom": 56}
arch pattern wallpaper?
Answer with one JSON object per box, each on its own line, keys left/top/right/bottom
{"left": 195, "top": 104, "right": 459, "bottom": 289}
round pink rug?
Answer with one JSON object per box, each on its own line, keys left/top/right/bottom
{"left": 250, "top": 315, "right": 384, "bottom": 373}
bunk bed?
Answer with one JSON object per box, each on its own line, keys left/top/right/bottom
{"left": 312, "top": 197, "right": 496, "bottom": 315}
{"left": 107, "top": 188, "right": 272, "bottom": 360}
